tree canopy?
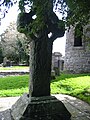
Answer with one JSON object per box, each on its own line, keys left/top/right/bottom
{"left": 0, "top": 0, "right": 90, "bottom": 28}
{"left": 0, "top": 22, "right": 29, "bottom": 64}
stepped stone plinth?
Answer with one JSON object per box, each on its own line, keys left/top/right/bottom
{"left": 11, "top": 94, "right": 71, "bottom": 120}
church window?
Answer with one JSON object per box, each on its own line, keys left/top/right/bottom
{"left": 74, "top": 24, "right": 83, "bottom": 47}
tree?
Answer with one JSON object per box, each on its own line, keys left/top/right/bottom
{"left": 16, "top": 36, "right": 29, "bottom": 64}
{"left": 0, "top": 0, "right": 90, "bottom": 26}
{"left": 0, "top": 43, "right": 3, "bottom": 64}
{"left": 54, "top": 0, "right": 90, "bottom": 27}
{"left": 0, "top": 22, "right": 29, "bottom": 64}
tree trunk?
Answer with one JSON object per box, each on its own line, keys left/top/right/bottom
{"left": 29, "top": 32, "right": 53, "bottom": 97}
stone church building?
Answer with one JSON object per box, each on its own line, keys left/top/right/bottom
{"left": 64, "top": 24, "right": 90, "bottom": 73}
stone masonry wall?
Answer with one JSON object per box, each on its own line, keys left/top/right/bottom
{"left": 64, "top": 25, "right": 90, "bottom": 73}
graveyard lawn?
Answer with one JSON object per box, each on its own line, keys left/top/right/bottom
{"left": 51, "top": 74, "right": 90, "bottom": 104}
{"left": 0, "top": 66, "right": 29, "bottom": 70}
{"left": 0, "top": 74, "right": 90, "bottom": 104}
{"left": 0, "top": 75, "right": 29, "bottom": 96}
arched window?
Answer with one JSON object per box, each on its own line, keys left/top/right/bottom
{"left": 74, "top": 24, "right": 83, "bottom": 47}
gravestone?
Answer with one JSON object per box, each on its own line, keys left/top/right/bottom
{"left": 11, "top": 0, "right": 71, "bottom": 119}
{"left": 52, "top": 52, "right": 62, "bottom": 76}
{"left": 3, "top": 57, "right": 11, "bottom": 67}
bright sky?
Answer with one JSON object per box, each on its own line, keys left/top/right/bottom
{"left": 0, "top": 4, "right": 66, "bottom": 56}
{"left": 53, "top": 35, "right": 66, "bottom": 56}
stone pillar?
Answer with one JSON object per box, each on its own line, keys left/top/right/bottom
{"left": 29, "top": 35, "right": 52, "bottom": 97}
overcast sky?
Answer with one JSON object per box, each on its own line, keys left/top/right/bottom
{"left": 0, "top": 3, "right": 66, "bottom": 56}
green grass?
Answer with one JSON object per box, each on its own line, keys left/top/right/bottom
{"left": 0, "top": 66, "right": 29, "bottom": 70}
{"left": 51, "top": 74, "right": 90, "bottom": 104}
{"left": 0, "top": 73, "right": 90, "bottom": 104}
{"left": 0, "top": 75, "right": 29, "bottom": 96}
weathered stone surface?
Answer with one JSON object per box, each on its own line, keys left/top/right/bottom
{"left": 0, "top": 94, "right": 90, "bottom": 120}
{"left": 64, "top": 25, "right": 90, "bottom": 73}
{"left": 10, "top": 95, "right": 71, "bottom": 120}
{"left": 52, "top": 52, "right": 64, "bottom": 76}
{"left": 0, "top": 109, "right": 12, "bottom": 120}
{"left": 19, "top": 96, "right": 71, "bottom": 120}
{"left": 11, "top": 93, "right": 30, "bottom": 120}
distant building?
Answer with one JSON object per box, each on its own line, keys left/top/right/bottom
{"left": 64, "top": 24, "right": 90, "bottom": 73}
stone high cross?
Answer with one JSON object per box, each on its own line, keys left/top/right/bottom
{"left": 11, "top": 0, "right": 71, "bottom": 119}
{"left": 17, "top": 0, "right": 65, "bottom": 97}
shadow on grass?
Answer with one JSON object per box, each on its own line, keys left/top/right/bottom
{"left": 70, "top": 90, "right": 90, "bottom": 104}
{"left": 51, "top": 73, "right": 90, "bottom": 83}
{"left": 51, "top": 73, "right": 90, "bottom": 104}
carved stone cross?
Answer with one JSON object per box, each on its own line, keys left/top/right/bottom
{"left": 11, "top": 0, "right": 71, "bottom": 119}
{"left": 17, "top": 0, "right": 65, "bottom": 97}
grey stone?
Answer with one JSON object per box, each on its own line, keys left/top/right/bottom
{"left": 0, "top": 94, "right": 90, "bottom": 120}
{"left": 11, "top": 93, "right": 30, "bottom": 120}
{"left": 11, "top": 95, "right": 71, "bottom": 120}
{"left": 52, "top": 52, "right": 64, "bottom": 76}
{"left": 64, "top": 25, "right": 90, "bottom": 73}
{"left": 71, "top": 116, "right": 90, "bottom": 120}
{"left": 0, "top": 109, "right": 12, "bottom": 120}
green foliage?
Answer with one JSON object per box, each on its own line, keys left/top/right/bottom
{"left": 51, "top": 73, "right": 90, "bottom": 104}
{"left": 66, "top": 0, "right": 90, "bottom": 26}
{"left": 0, "top": 75, "right": 29, "bottom": 96}
{"left": 0, "top": 22, "right": 29, "bottom": 64}
{"left": 58, "top": 20, "right": 65, "bottom": 31}
{"left": 0, "top": 73, "right": 90, "bottom": 104}
{"left": 1, "top": 0, "right": 90, "bottom": 28}
{"left": 17, "top": 0, "right": 90, "bottom": 39}
{"left": 17, "top": 0, "right": 65, "bottom": 40}
{"left": 54, "top": 0, "right": 90, "bottom": 27}
{"left": 18, "top": 0, "right": 53, "bottom": 36}
{"left": 16, "top": 38, "right": 29, "bottom": 64}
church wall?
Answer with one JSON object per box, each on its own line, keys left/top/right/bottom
{"left": 64, "top": 25, "right": 90, "bottom": 73}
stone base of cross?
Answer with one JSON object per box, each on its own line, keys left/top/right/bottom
{"left": 11, "top": 93, "right": 71, "bottom": 120}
